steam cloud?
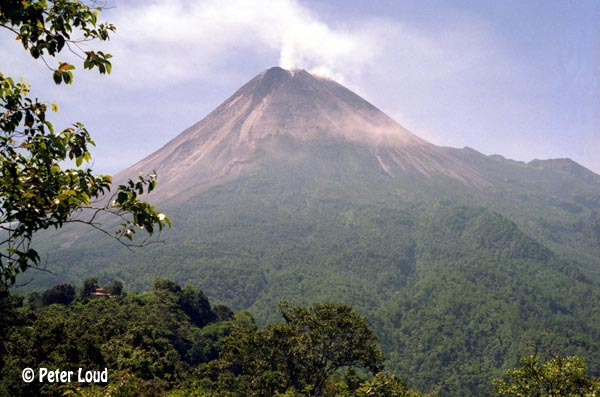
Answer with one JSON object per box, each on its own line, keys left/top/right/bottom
{"left": 108, "top": 0, "right": 374, "bottom": 85}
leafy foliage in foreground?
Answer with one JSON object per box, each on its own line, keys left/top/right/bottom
{"left": 0, "top": 0, "right": 170, "bottom": 286}
{"left": 202, "top": 302, "right": 384, "bottom": 396}
{"left": 493, "top": 355, "right": 600, "bottom": 397}
{"left": 0, "top": 280, "right": 427, "bottom": 397}
{"left": 3, "top": 281, "right": 600, "bottom": 396}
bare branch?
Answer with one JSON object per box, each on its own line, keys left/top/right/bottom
{"left": 65, "top": 41, "right": 87, "bottom": 60}
{"left": 0, "top": 24, "right": 20, "bottom": 36}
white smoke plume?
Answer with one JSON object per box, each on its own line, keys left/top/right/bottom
{"left": 107, "top": 0, "right": 374, "bottom": 85}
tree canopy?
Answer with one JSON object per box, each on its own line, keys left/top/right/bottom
{"left": 493, "top": 355, "right": 600, "bottom": 397}
{"left": 210, "top": 302, "right": 385, "bottom": 396}
{"left": 0, "top": 279, "right": 430, "bottom": 396}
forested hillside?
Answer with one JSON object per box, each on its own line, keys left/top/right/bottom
{"left": 28, "top": 147, "right": 600, "bottom": 395}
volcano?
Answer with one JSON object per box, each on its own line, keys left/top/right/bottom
{"left": 37, "top": 67, "right": 600, "bottom": 396}
{"left": 119, "top": 66, "right": 490, "bottom": 203}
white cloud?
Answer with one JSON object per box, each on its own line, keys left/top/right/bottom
{"left": 104, "top": 0, "right": 377, "bottom": 85}
{"left": 103, "top": 0, "right": 516, "bottom": 104}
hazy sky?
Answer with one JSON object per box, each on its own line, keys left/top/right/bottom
{"left": 2, "top": 0, "right": 599, "bottom": 174}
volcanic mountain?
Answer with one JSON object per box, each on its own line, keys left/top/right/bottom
{"left": 36, "top": 67, "right": 600, "bottom": 395}
{"left": 119, "top": 66, "right": 489, "bottom": 203}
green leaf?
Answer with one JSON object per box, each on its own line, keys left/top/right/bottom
{"left": 53, "top": 71, "right": 62, "bottom": 84}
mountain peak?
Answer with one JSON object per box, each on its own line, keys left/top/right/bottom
{"left": 227, "top": 66, "right": 426, "bottom": 146}
{"left": 240, "top": 66, "right": 327, "bottom": 105}
{"left": 249, "top": 66, "right": 295, "bottom": 98}
{"left": 262, "top": 66, "right": 312, "bottom": 78}
{"left": 263, "top": 65, "right": 305, "bottom": 77}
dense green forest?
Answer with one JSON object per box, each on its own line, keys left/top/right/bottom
{"left": 3, "top": 281, "right": 599, "bottom": 397}
{"left": 0, "top": 280, "right": 428, "bottom": 396}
